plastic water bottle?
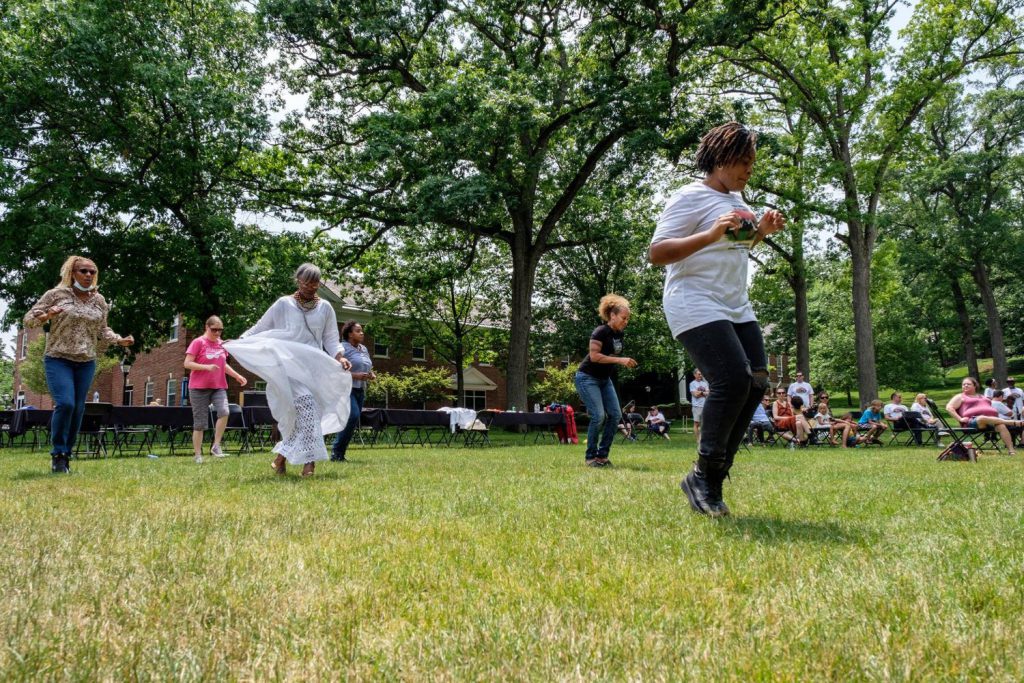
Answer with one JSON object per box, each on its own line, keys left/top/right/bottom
{"left": 534, "top": 403, "right": 540, "bottom": 413}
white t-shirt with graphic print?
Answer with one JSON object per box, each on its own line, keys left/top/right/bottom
{"left": 651, "top": 181, "right": 758, "bottom": 337}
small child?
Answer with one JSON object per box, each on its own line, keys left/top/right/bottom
{"left": 858, "top": 399, "right": 888, "bottom": 444}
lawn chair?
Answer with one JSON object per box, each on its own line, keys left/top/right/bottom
{"left": 925, "top": 398, "right": 998, "bottom": 455}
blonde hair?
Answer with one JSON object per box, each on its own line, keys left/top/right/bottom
{"left": 597, "top": 294, "right": 630, "bottom": 322}
{"left": 59, "top": 255, "right": 99, "bottom": 289}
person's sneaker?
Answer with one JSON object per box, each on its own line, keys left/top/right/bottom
{"left": 680, "top": 467, "right": 723, "bottom": 517}
{"left": 596, "top": 458, "right": 612, "bottom": 467}
{"left": 194, "top": 454, "right": 204, "bottom": 464}
{"left": 210, "top": 444, "right": 226, "bottom": 458}
{"left": 585, "top": 459, "right": 604, "bottom": 467}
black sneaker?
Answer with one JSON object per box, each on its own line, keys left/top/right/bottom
{"left": 680, "top": 467, "right": 723, "bottom": 517}
{"left": 585, "top": 459, "right": 604, "bottom": 467}
{"left": 51, "top": 454, "right": 71, "bottom": 474}
{"left": 596, "top": 457, "right": 612, "bottom": 467}
{"left": 330, "top": 454, "right": 347, "bottom": 462}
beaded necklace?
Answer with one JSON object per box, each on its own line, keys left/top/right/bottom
{"left": 293, "top": 292, "right": 320, "bottom": 311}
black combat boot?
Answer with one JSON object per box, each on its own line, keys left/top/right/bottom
{"left": 680, "top": 460, "right": 726, "bottom": 518}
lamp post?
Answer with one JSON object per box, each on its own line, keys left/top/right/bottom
{"left": 120, "top": 359, "right": 132, "bottom": 405}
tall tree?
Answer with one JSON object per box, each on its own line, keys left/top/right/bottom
{"left": 731, "top": 0, "right": 1023, "bottom": 401}
{"left": 354, "top": 229, "right": 508, "bottom": 407}
{"left": 894, "top": 81, "right": 1024, "bottom": 381}
{"left": 0, "top": 0, "right": 297, "bottom": 344}
{"left": 258, "top": 0, "right": 782, "bottom": 409}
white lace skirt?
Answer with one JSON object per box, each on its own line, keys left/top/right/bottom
{"left": 225, "top": 331, "right": 351, "bottom": 465}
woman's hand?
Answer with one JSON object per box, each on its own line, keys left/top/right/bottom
{"left": 203, "top": 364, "right": 219, "bottom": 372}
{"left": 335, "top": 353, "right": 352, "bottom": 370}
{"left": 619, "top": 357, "right": 638, "bottom": 369}
{"left": 117, "top": 335, "right": 135, "bottom": 347}
{"left": 236, "top": 376, "right": 248, "bottom": 387}
{"left": 710, "top": 211, "right": 742, "bottom": 241}
{"left": 758, "top": 210, "right": 786, "bottom": 236}
{"left": 36, "top": 306, "right": 64, "bottom": 321}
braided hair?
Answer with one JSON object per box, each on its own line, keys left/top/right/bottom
{"left": 694, "top": 122, "right": 757, "bottom": 174}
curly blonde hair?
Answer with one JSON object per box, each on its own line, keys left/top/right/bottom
{"left": 597, "top": 294, "right": 630, "bottom": 322}
{"left": 58, "top": 255, "right": 99, "bottom": 289}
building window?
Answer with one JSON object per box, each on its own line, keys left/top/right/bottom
{"left": 535, "top": 356, "right": 546, "bottom": 370}
{"left": 16, "top": 391, "right": 25, "bottom": 409}
{"left": 144, "top": 381, "right": 154, "bottom": 405}
{"left": 373, "top": 335, "right": 389, "bottom": 358}
{"left": 168, "top": 315, "right": 179, "bottom": 343}
{"left": 166, "top": 378, "right": 177, "bottom": 407}
{"left": 180, "top": 378, "right": 189, "bottom": 406}
{"left": 20, "top": 329, "right": 28, "bottom": 359}
{"left": 463, "top": 390, "right": 487, "bottom": 411}
{"left": 560, "top": 355, "right": 570, "bottom": 369}
{"left": 124, "top": 385, "right": 134, "bottom": 406}
{"left": 253, "top": 380, "right": 267, "bottom": 391}
{"left": 411, "top": 345, "right": 426, "bottom": 361}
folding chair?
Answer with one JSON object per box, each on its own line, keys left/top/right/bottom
{"left": 925, "top": 398, "right": 996, "bottom": 454}
{"left": 73, "top": 402, "right": 113, "bottom": 458}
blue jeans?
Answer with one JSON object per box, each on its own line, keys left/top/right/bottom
{"left": 332, "top": 387, "right": 365, "bottom": 458}
{"left": 575, "top": 371, "right": 621, "bottom": 460}
{"left": 44, "top": 356, "right": 97, "bottom": 456}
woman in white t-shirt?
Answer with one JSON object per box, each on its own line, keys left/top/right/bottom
{"left": 649, "top": 122, "right": 787, "bottom": 518}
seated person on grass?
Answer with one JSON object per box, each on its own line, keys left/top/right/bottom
{"left": 883, "top": 392, "right": 933, "bottom": 445}
{"left": 812, "top": 401, "right": 850, "bottom": 446}
{"left": 618, "top": 407, "right": 643, "bottom": 442}
{"left": 645, "top": 406, "right": 671, "bottom": 440}
{"left": 946, "top": 377, "right": 1021, "bottom": 456}
{"left": 748, "top": 395, "right": 774, "bottom": 445}
{"left": 858, "top": 399, "right": 888, "bottom": 444}
{"left": 779, "top": 395, "right": 811, "bottom": 446}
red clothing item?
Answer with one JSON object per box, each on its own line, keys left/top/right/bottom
{"left": 185, "top": 336, "right": 228, "bottom": 390}
{"left": 957, "top": 394, "right": 997, "bottom": 419}
{"left": 773, "top": 400, "right": 795, "bottom": 431}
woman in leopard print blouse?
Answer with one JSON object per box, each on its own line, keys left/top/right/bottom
{"left": 25, "top": 256, "right": 134, "bottom": 473}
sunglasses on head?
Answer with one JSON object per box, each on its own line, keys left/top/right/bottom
{"left": 76, "top": 268, "right": 97, "bottom": 275}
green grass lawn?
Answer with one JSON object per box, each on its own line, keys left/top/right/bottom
{"left": 2, "top": 434, "right": 1023, "bottom": 680}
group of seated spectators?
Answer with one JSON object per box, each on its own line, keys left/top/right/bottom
{"left": 747, "top": 373, "right": 1024, "bottom": 452}
{"left": 619, "top": 405, "right": 672, "bottom": 442}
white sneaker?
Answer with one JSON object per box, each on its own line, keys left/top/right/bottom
{"left": 194, "top": 454, "right": 204, "bottom": 464}
{"left": 211, "top": 444, "right": 225, "bottom": 458}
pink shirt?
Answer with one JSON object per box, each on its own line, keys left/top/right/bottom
{"left": 958, "top": 394, "right": 997, "bottom": 419}
{"left": 186, "top": 336, "right": 228, "bottom": 390}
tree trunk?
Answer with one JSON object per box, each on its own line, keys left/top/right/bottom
{"left": 506, "top": 239, "right": 539, "bottom": 411}
{"left": 454, "top": 340, "right": 465, "bottom": 407}
{"left": 972, "top": 255, "right": 1007, "bottom": 384}
{"left": 949, "top": 276, "right": 979, "bottom": 380}
{"left": 792, "top": 266, "right": 810, "bottom": 378}
{"left": 849, "top": 234, "right": 878, "bottom": 407}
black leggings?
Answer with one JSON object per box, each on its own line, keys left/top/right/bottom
{"left": 677, "top": 320, "right": 769, "bottom": 471}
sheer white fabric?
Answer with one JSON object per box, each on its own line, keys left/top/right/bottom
{"left": 225, "top": 298, "right": 351, "bottom": 464}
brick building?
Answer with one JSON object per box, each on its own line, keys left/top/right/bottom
{"left": 11, "top": 284, "right": 509, "bottom": 411}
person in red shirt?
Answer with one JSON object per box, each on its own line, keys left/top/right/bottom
{"left": 183, "top": 316, "right": 248, "bottom": 463}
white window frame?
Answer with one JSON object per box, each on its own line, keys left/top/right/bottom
{"left": 373, "top": 340, "right": 389, "bottom": 358}
{"left": 16, "top": 391, "right": 26, "bottom": 409}
{"left": 168, "top": 315, "right": 179, "bottom": 343}
{"left": 166, "top": 378, "right": 177, "bottom": 407}
{"left": 144, "top": 381, "right": 154, "bottom": 405}
{"left": 463, "top": 389, "right": 487, "bottom": 411}
{"left": 253, "top": 380, "right": 267, "bottom": 392}
{"left": 411, "top": 345, "right": 426, "bottom": 361}
{"left": 20, "top": 329, "right": 29, "bottom": 359}
{"left": 180, "top": 377, "right": 189, "bottom": 406}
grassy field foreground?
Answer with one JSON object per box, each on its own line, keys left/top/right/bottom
{"left": 1, "top": 439, "right": 1023, "bottom": 680}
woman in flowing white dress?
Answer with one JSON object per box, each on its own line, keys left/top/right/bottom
{"left": 224, "top": 264, "right": 352, "bottom": 477}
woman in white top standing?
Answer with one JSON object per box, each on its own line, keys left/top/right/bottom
{"left": 649, "top": 122, "right": 787, "bottom": 517}
{"left": 225, "top": 264, "right": 352, "bottom": 477}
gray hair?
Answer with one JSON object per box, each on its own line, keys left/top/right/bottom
{"left": 294, "top": 263, "right": 322, "bottom": 283}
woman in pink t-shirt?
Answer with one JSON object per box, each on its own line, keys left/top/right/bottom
{"left": 946, "top": 377, "right": 1021, "bottom": 455}
{"left": 183, "top": 315, "right": 248, "bottom": 463}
